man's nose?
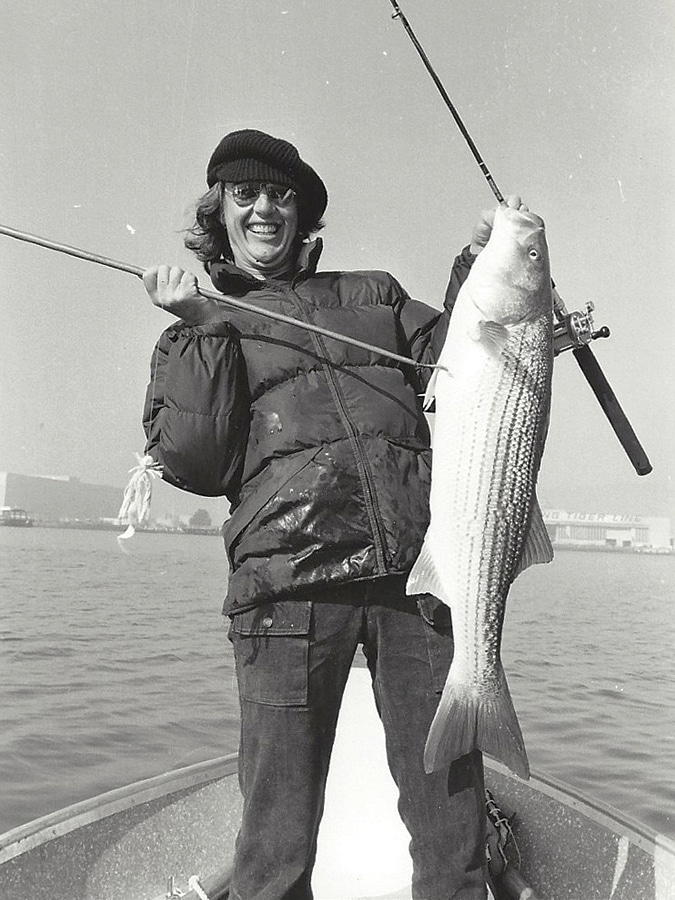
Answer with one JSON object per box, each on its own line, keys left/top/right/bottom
{"left": 252, "top": 189, "right": 274, "bottom": 213}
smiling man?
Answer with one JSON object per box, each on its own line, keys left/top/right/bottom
{"left": 220, "top": 178, "right": 298, "bottom": 278}
{"left": 207, "top": 130, "right": 325, "bottom": 281}
{"left": 141, "top": 129, "right": 502, "bottom": 900}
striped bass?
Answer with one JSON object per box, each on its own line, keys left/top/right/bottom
{"left": 407, "top": 204, "right": 555, "bottom": 779}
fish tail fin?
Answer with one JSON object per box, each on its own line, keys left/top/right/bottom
{"left": 424, "top": 666, "right": 530, "bottom": 780}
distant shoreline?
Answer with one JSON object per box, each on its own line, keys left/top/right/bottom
{"left": 11, "top": 520, "right": 673, "bottom": 554}
{"left": 24, "top": 520, "right": 223, "bottom": 537}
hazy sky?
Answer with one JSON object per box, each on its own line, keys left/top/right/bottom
{"left": 1, "top": 0, "right": 673, "bottom": 524}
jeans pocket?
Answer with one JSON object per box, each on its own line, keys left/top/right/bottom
{"left": 416, "top": 593, "right": 453, "bottom": 694}
{"left": 230, "top": 601, "right": 312, "bottom": 706}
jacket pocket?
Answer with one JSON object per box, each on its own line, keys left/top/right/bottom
{"left": 223, "top": 447, "right": 323, "bottom": 558}
{"left": 230, "top": 601, "right": 312, "bottom": 706}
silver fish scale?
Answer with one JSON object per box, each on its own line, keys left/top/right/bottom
{"left": 409, "top": 205, "right": 554, "bottom": 776}
{"left": 443, "top": 316, "right": 552, "bottom": 688}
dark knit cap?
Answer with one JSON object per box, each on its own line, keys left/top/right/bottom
{"left": 206, "top": 129, "right": 328, "bottom": 225}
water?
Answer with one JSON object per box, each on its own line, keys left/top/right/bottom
{"left": 0, "top": 528, "right": 238, "bottom": 834}
{"left": 504, "top": 549, "right": 675, "bottom": 838}
{"left": 0, "top": 528, "right": 673, "bottom": 840}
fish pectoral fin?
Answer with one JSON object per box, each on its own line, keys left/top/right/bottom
{"left": 513, "top": 496, "right": 554, "bottom": 579}
{"left": 422, "top": 364, "right": 453, "bottom": 410}
{"left": 469, "top": 320, "right": 510, "bottom": 357}
{"left": 406, "top": 540, "right": 451, "bottom": 606}
{"left": 424, "top": 668, "right": 530, "bottom": 780}
{"left": 421, "top": 368, "right": 440, "bottom": 410}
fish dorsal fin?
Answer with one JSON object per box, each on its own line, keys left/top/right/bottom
{"left": 513, "top": 496, "right": 554, "bottom": 580}
{"left": 469, "top": 320, "right": 510, "bottom": 357}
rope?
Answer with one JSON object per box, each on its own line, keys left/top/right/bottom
{"left": 485, "top": 788, "right": 522, "bottom": 872}
{"left": 117, "top": 453, "right": 163, "bottom": 540}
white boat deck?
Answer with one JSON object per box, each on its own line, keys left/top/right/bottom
{"left": 314, "top": 665, "right": 413, "bottom": 898}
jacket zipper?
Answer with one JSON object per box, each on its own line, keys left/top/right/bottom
{"left": 287, "top": 286, "right": 390, "bottom": 573}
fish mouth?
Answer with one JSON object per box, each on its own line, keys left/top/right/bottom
{"left": 501, "top": 206, "right": 545, "bottom": 230}
{"left": 519, "top": 210, "right": 545, "bottom": 229}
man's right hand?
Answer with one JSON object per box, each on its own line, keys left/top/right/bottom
{"left": 142, "top": 265, "right": 222, "bottom": 325}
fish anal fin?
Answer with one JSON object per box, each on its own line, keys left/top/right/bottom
{"left": 469, "top": 320, "right": 510, "bottom": 357}
{"left": 406, "top": 540, "right": 450, "bottom": 606}
{"left": 424, "top": 666, "right": 530, "bottom": 780}
{"left": 514, "top": 496, "right": 554, "bottom": 580}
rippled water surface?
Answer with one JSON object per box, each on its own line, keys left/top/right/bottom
{"left": 503, "top": 548, "right": 675, "bottom": 838}
{"left": 1, "top": 527, "right": 673, "bottom": 839}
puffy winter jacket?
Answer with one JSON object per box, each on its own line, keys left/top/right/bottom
{"left": 143, "top": 240, "right": 473, "bottom": 614}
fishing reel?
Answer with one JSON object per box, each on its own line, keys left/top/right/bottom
{"left": 553, "top": 293, "right": 610, "bottom": 357}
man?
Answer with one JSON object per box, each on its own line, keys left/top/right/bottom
{"left": 142, "top": 129, "right": 507, "bottom": 899}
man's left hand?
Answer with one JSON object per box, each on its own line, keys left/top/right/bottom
{"left": 469, "top": 195, "right": 529, "bottom": 256}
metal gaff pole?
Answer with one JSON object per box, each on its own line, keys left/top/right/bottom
{"left": 0, "top": 223, "right": 444, "bottom": 372}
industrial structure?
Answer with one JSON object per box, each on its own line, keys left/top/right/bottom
{"left": 0, "top": 471, "right": 228, "bottom": 527}
{"left": 542, "top": 509, "right": 671, "bottom": 551}
{"left": 0, "top": 472, "right": 671, "bottom": 549}
{"left": 0, "top": 472, "right": 121, "bottom": 523}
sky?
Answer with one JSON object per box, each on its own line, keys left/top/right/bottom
{"left": 1, "top": 0, "right": 673, "bottom": 526}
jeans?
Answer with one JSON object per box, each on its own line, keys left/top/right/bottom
{"left": 228, "top": 577, "right": 487, "bottom": 900}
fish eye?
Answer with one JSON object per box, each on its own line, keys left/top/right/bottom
{"left": 528, "top": 248, "right": 540, "bottom": 259}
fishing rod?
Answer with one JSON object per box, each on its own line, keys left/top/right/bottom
{"left": 387, "top": 0, "right": 652, "bottom": 477}
{"left": 0, "top": 223, "right": 443, "bottom": 373}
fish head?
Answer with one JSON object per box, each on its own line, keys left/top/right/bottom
{"left": 470, "top": 205, "right": 552, "bottom": 325}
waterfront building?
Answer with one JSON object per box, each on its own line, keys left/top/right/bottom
{"left": 543, "top": 509, "right": 671, "bottom": 551}
{"left": 0, "top": 471, "right": 228, "bottom": 525}
{"left": 0, "top": 472, "right": 121, "bottom": 522}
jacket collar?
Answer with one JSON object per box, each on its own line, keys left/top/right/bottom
{"left": 209, "top": 238, "right": 323, "bottom": 296}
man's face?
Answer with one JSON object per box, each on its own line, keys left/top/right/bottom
{"left": 221, "top": 182, "right": 299, "bottom": 279}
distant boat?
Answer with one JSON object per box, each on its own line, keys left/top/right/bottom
{"left": 0, "top": 507, "right": 33, "bottom": 527}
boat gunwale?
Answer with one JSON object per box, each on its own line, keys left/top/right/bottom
{"left": 1, "top": 755, "right": 674, "bottom": 867}
{"left": 486, "top": 760, "right": 675, "bottom": 857}
{"left": 0, "top": 753, "right": 239, "bottom": 864}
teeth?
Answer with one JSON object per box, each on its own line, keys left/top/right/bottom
{"left": 249, "top": 223, "right": 279, "bottom": 234}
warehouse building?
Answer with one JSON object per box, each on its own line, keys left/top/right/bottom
{"left": 0, "top": 472, "right": 121, "bottom": 522}
{"left": 0, "top": 471, "right": 229, "bottom": 526}
{"left": 543, "top": 509, "right": 671, "bottom": 551}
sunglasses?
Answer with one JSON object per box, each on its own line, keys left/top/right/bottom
{"left": 223, "top": 182, "right": 297, "bottom": 208}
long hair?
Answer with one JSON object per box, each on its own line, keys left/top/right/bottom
{"left": 184, "top": 183, "right": 324, "bottom": 269}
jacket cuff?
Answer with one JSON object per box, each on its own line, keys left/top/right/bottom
{"left": 443, "top": 245, "right": 475, "bottom": 313}
{"left": 170, "top": 319, "right": 235, "bottom": 339}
